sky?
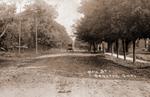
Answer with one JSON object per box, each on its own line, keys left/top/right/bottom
{"left": 0, "top": 0, "right": 82, "bottom": 35}
{"left": 48, "top": 0, "right": 82, "bottom": 35}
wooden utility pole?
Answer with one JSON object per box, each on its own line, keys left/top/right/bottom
{"left": 35, "top": 17, "right": 38, "bottom": 54}
{"left": 18, "top": 3, "right": 22, "bottom": 55}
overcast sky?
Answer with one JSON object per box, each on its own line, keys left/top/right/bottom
{"left": 48, "top": 0, "right": 82, "bottom": 35}
{"left": 0, "top": 0, "right": 82, "bottom": 35}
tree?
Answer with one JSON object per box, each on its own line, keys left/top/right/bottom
{"left": 76, "top": 0, "right": 150, "bottom": 63}
{"left": 0, "top": 0, "right": 71, "bottom": 52}
{"left": 0, "top": 3, "right": 17, "bottom": 51}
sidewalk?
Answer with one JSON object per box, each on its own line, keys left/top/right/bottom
{"left": 105, "top": 53, "right": 150, "bottom": 64}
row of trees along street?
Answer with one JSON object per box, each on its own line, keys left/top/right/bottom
{"left": 0, "top": 0, "right": 71, "bottom": 54}
{"left": 75, "top": 0, "right": 150, "bottom": 63}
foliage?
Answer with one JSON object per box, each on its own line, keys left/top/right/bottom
{"left": 75, "top": 0, "right": 150, "bottom": 62}
{"left": 0, "top": 0, "right": 71, "bottom": 51}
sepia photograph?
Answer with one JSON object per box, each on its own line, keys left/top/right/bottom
{"left": 0, "top": 0, "right": 150, "bottom": 97}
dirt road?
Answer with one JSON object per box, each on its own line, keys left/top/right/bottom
{"left": 0, "top": 53, "right": 149, "bottom": 97}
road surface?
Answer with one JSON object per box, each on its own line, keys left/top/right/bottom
{"left": 0, "top": 53, "right": 149, "bottom": 97}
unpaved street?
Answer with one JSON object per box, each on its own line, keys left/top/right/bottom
{"left": 0, "top": 54, "right": 150, "bottom": 97}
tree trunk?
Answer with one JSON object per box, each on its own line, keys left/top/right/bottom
{"left": 108, "top": 42, "right": 111, "bottom": 52}
{"left": 93, "top": 42, "right": 96, "bottom": 53}
{"left": 111, "top": 43, "right": 114, "bottom": 56}
{"left": 133, "top": 40, "right": 136, "bottom": 63}
{"left": 125, "top": 40, "right": 129, "bottom": 53}
{"left": 145, "top": 39, "right": 146, "bottom": 48}
{"left": 144, "top": 39, "right": 147, "bottom": 49}
{"left": 102, "top": 41, "right": 105, "bottom": 54}
{"left": 0, "top": 24, "right": 8, "bottom": 38}
{"left": 116, "top": 40, "right": 119, "bottom": 58}
{"left": 89, "top": 43, "right": 92, "bottom": 52}
{"left": 122, "top": 39, "right": 126, "bottom": 60}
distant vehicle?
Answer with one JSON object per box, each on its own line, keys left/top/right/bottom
{"left": 67, "top": 44, "right": 73, "bottom": 52}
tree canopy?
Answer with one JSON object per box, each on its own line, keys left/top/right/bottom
{"left": 0, "top": 0, "right": 71, "bottom": 51}
{"left": 75, "top": 0, "right": 150, "bottom": 62}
